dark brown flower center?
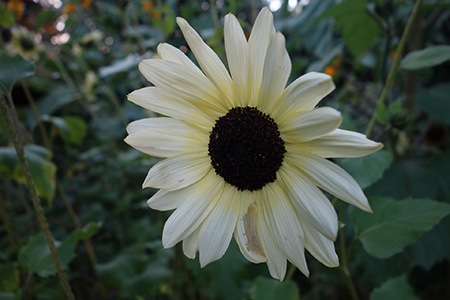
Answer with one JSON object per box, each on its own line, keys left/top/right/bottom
{"left": 208, "top": 106, "right": 286, "bottom": 191}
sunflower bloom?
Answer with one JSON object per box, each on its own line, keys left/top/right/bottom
{"left": 125, "top": 8, "right": 382, "bottom": 280}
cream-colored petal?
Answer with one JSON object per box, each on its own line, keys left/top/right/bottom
{"left": 143, "top": 154, "right": 211, "bottom": 191}
{"left": 257, "top": 210, "right": 287, "bottom": 280}
{"left": 272, "top": 72, "right": 335, "bottom": 120}
{"left": 301, "top": 217, "right": 339, "bottom": 268}
{"left": 176, "top": 17, "right": 235, "bottom": 107}
{"left": 279, "top": 162, "right": 338, "bottom": 241}
{"left": 199, "top": 185, "right": 240, "bottom": 267}
{"left": 259, "top": 183, "right": 310, "bottom": 277}
{"left": 259, "top": 32, "right": 291, "bottom": 114}
{"left": 234, "top": 192, "right": 267, "bottom": 263}
{"left": 280, "top": 107, "right": 342, "bottom": 142}
{"left": 306, "top": 129, "right": 383, "bottom": 158}
{"left": 289, "top": 153, "right": 371, "bottom": 212}
{"left": 147, "top": 188, "right": 183, "bottom": 211}
{"left": 128, "top": 87, "right": 213, "bottom": 131}
{"left": 124, "top": 118, "right": 207, "bottom": 158}
{"left": 162, "top": 170, "right": 225, "bottom": 248}
{"left": 139, "top": 59, "right": 226, "bottom": 116}
{"left": 157, "top": 43, "right": 202, "bottom": 74}
{"left": 224, "top": 13, "right": 249, "bottom": 105}
{"left": 183, "top": 228, "right": 200, "bottom": 259}
{"left": 248, "top": 7, "right": 275, "bottom": 106}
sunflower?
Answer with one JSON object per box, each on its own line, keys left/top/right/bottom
{"left": 125, "top": 8, "right": 382, "bottom": 280}
{"left": 7, "top": 26, "right": 42, "bottom": 61}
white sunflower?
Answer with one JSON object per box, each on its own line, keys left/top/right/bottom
{"left": 125, "top": 8, "right": 382, "bottom": 280}
{"left": 7, "top": 26, "right": 43, "bottom": 61}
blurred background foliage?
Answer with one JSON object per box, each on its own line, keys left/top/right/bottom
{"left": 0, "top": 0, "right": 450, "bottom": 299}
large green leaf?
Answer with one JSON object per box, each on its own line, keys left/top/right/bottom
{"left": 416, "top": 84, "right": 450, "bottom": 125}
{"left": 0, "top": 145, "right": 56, "bottom": 203}
{"left": 0, "top": 55, "right": 35, "bottom": 94}
{"left": 18, "top": 233, "right": 77, "bottom": 278}
{"left": 370, "top": 274, "right": 419, "bottom": 300}
{"left": 401, "top": 45, "right": 450, "bottom": 70}
{"left": 338, "top": 150, "right": 393, "bottom": 189}
{"left": 349, "top": 197, "right": 450, "bottom": 259}
{"left": 250, "top": 277, "right": 299, "bottom": 300}
{"left": 320, "top": 0, "right": 380, "bottom": 58}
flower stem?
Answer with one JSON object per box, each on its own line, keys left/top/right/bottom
{"left": 0, "top": 94, "right": 75, "bottom": 300}
{"left": 338, "top": 202, "right": 359, "bottom": 300}
{"left": 365, "top": 0, "right": 423, "bottom": 138}
{"left": 339, "top": 227, "right": 359, "bottom": 300}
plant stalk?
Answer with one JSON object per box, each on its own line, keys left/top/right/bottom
{"left": 365, "top": 0, "right": 423, "bottom": 138}
{"left": 0, "top": 94, "right": 75, "bottom": 300}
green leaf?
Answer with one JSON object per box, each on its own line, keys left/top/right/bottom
{"left": 250, "top": 277, "right": 300, "bottom": 300}
{"left": 416, "top": 84, "right": 450, "bottom": 125}
{"left": 0, "top": 55, "right": 35, "bottom": 94}
{"left": 401, "top": 45, "right": 450, "bottom": 70}
{"left": 338, "top": 150, "right": 393, "bottom": 189}
{"left": 0, "top": 145, "right": 56, "bottom": 203}
{"left": 18, "top": 233, "right": 77, "bottom": 277}
{"left": 44, "top": 116, "right": 87, "bottom": 145}
{"left": 74, "top": 222, "right": 101, "bottom": 240}
{"left": 370, "top": 274, "right": 419, "bottom": 300}
{"left": 349, "top": 197, "right": 450, "bottom": 259}
{"left": 320, "top": 0, "right": 380, "bottom": 58}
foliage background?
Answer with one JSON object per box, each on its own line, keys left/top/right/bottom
{"left": 1, "top": 0, "right": 450, "bottom": 299}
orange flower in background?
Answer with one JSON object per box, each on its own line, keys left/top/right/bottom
{"left": 81, "top": 0, "right": 91, "bottom": 9}
{"left": 324, "top": 60, "right": 342, "bottom": 77}
{"left": 63, "top": 3, "right": 76, "bottom": 14}
{"left": 6, "top": 0, "right": 24, "bottom": 19}
{"left": 142, "top": 0, "right": 154, "bottom": 11}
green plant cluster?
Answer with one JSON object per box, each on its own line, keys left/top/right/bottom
{"left": 1, "top": 0, "right": 450, "bottom": 299}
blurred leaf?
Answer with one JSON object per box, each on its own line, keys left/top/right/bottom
{"left": 338, "top": 150, "right": 393, "bottom": 189}
{"left": 0, "top": 4, "right": 14, "bottom": 27}
{"left": 0, "top": 55, "right": 35, "bottom": 94}
{"left": 349, "top": 197, "right": 450, "bottom": 259}
{"left": 74, "top": 222, "right": 101, "bottom": 240}
{"left": 416, "top": 84, "right": 450, "bottom": 125}
{"left": 18, "top": 233, "right": 77, "bottom": 278}
{"left": 0, "top": 145, "right": 56, "bottom": 203}
{"left": 250, "top": 277, "right": 300, "bottom": 300}
{"left": 44, "top": 116, "right": 87, "bottom": 145}
{"left": 401, "top": 45, "right": 450, "bottom": 70}
{"left": 320, "top": 0, "right": 380, "bottom": 58}
{"left": 0, "top": 263, "right": 19, "bottom": 292}
{"left": 0, "top": 292, "right": 21, "bottom": 300}
{"left": 370, "top": 274, "right": 419, "bottom": 300}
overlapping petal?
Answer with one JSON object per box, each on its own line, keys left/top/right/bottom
{"left": 177, "top": 17, "right": 235, "bottom": 107}
{"left": 279, "top": 163, "right": 338, "bottom": 240}
{"left": 139, "top": 59, "right": 226, "bottom": 115}
{"left": 199, "top": 185, "right": 241, "bottom": 266}
{"left": 280, "top": 107, "right": 342, "bottom": 142}
{"left": 128, "top": 87, "right": 213, "bottom": 131}
{"left": 288, "top": 153, "right": 371, "bottom": 212}
{"left": 162, "top": 170, "right": 225, "bottom": 248}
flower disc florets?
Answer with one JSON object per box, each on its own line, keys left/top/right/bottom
{"left": 208, "top": 106, "right": 286, "bottom": 191}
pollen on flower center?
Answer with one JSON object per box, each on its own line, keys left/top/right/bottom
{"left": 208, "top": 106, "right": 286, "bottom": 191}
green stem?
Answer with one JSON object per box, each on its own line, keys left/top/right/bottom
{"left": 365, "top": 0, "right": 423, "bottom": 138}
{"left": 22, "top": 81, "right": 100, "bottom": 273}
{"left": 0, "top": 94, "right": 75, "bottom": 300}
{"left": 0, "top": 194, "right": 16, "bottom": 246}
{"left": 339, "top": 203, "right": 359, "bottom": 300}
